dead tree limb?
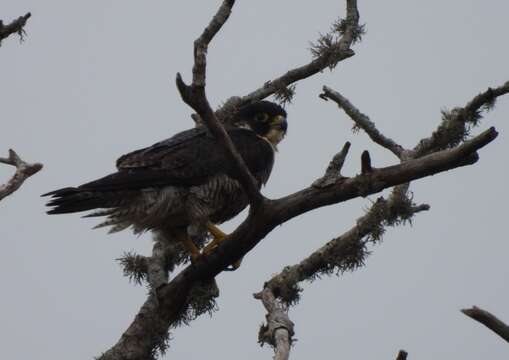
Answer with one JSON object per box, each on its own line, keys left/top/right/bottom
{"left": 414, "top": 81, "right": 509, "bottom": 157}
{"left": 396, "top": 350, "right": 408, "bottom": 360}
{"left": 215, "top": 0, "right": 362, "bottom": 122}
{"left": 100, "top": 125, "right": 496, "bottom": 359}
{"left": 462, "top": 306, "right": 509, "bottom": 343}
{"left": 99, "top": 0, "right": 508, "bottom": 357}
{"left": 0, "top": 149, "right": 42, "bottom": 202}
{"left": 254, "top": 288, "right": 294, "bottom": 360}
{"left": 258, "top": 80, "right": 508, "bottom": 356}
{"left": 320, "top": 86, "right": 405, "bottom": 158}
{"left": 175, "top": 0, "right": 264, "bottom": 208}
{"left": 0, "top": 13, "right": 31, "bottom": 45}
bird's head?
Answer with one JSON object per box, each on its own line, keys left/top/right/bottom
{"left": 234, "top": 101, "right": 288, "bottom": 147}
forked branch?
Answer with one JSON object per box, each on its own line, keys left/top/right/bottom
{"left": 216, "top": 0, "right": 361, "bottom": 118}
{"left": 176, "top": 0, "right": 263, "bottom": 207}
{"left": 0, "top": 149, "right": 42, "bottom": 202}
{"left": 0, "top": 13, "right": 31, "bottom": 45}
{"left": 101, "top": 125, "right": 496, "bottom": 359}
{"left": 254, "top": 288, "right": 294, "bottom": 360}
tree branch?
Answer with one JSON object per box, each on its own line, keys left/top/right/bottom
{"left": 254, "top": 288, "right": 294, "bottom": 360}
{"left": 414, "top": 81, "right": 509, "bottom": 157}
{"left": 0, "top": 13, "right": 31, "bottom": 45}
{"left": 0, "top": 149, "right": 42, "bottom": 202}
{"left": 99, "top": 126, "right": 496, "bottom": 358}
{"left": 461, "top": 306, "right": 509, "bottom": 343}
{"left": 264, "top": 187, "right": 428, "bottom": 304}
{"left": 396, "top": 350, "right": 408, "bottom": 360}
{"left": 320, "top": 86, "right": 405, "bottom": 158}
{"left": 219, "top": 0, "right": 361, "bottom": 111}
{"left": 176, "top": 0, "right": 264, "bottom": 208}
{"left": 312, "top": 141, "right": 351, "bottom": 188}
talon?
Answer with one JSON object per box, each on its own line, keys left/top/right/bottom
{"left": 203, "top": 222, "right": 228, "bottom": 255}
{"left": 201, "top": 222, "right": 243, "bottom": 269}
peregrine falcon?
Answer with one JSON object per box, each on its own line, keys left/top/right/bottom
{"left": 43, "top": 101, "right": 287, "bottom": 264}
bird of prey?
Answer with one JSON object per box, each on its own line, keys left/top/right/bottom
{"left": 43, "top": 101, "right": 287, "bottom": 265}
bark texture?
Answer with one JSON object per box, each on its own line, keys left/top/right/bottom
{"left": 0, "top": 149, "right": 42, "bottom": 202}
{"left": 96, "top": 0, "right": 509, "bottom": 358}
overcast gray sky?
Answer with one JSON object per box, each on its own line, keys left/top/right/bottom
{"left": 1, "top": 1, "right": 508, "bottom": 359}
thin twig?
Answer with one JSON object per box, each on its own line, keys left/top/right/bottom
{"left": 0, "top": 149, "right": 42, "bottom": 202}
{"left": 0, "top": 13, "right": 31, "bottom": 45}
{"left": 230, "top": 0, "right": 360, "bottom": 108}
{"left": 462, "top": 306, "right": 509, "bottom": 343}
{"left": 175, "top": 0, "right": 264, "bottom": 207}
{"left": 320, "top": 86, "right": 405, "bottom": 158}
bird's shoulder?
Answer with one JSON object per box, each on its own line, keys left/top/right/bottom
{"left": 116, "top": 127, "right": 271, "bottom": 170}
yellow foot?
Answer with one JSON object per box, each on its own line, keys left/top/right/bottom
{"left": 202, "top": 222, "right": 243, "bottom": 270}
{"left": 202, "top": 222, "right": 228, "bottom": 255}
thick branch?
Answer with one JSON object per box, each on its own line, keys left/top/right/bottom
{"left": 100, "top": 127, "right": 496, "bottom": 358}
{"left": 0, "top": 13, "right": 31, "bottom": 45}
{"left": 0, "top": 149, "right": 42, "bottom": 202}
{"left": 254, "top": 288, "right": 294, "bottom": 360}
{"left": 461, "top": 306, "right": 509, "bottom": 343}
{"left": 320, "top": 86, "right": 405, "bottom": 158}
{"left": 272, "top": 127, "right": 495, "bottom": 223}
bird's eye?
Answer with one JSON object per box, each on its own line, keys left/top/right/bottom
{"left": 255, "top": 113, "right": 269, "bottom": 122}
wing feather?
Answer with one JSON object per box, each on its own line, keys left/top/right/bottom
{"left": 43, "top": 128, "right": 274, "bottom": 214}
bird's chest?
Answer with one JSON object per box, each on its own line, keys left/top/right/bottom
{"left": 189, "top": 175, "right": 248, "bottom": 223}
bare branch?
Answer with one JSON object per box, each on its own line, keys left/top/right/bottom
{"left": 396, "top": 350, "right": 408, "bottom": 360}
{"left": 313, "top": 141, "right": 351, "bottom": 188}
{"left": 192, "top": 0, "right": 235, "bottom": 87}
{"left": 461, "top": 306, "right": 509, "bottom": 343}
{"left": 360, "top": 150, "right": 373, "bottom": 174}
{"left": 176, "top": 0, "right": 264, "bottom": 207}
{"left": 320, "top": 86, "right": 405, "bottom": 158}
{"left": 414, "top": 81, "right": 509, "bottom": 157}
{"left": 254, "top": 288, "right": 294, "bottom": 360}
{"left": 0, "top": 13, "right": 31, "bottom": 45}
{"left": 232, "top": 0, "right": 360, "bottom": 107}
{"left": 0, "top": 149, "right": 42, "bottom": 202}
{"left": 100, "top": 123, "right": 497, "bottom": 357}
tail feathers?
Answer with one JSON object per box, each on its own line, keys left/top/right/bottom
{"left": 43, "top": 187, "right": 125, "bottom": 214}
